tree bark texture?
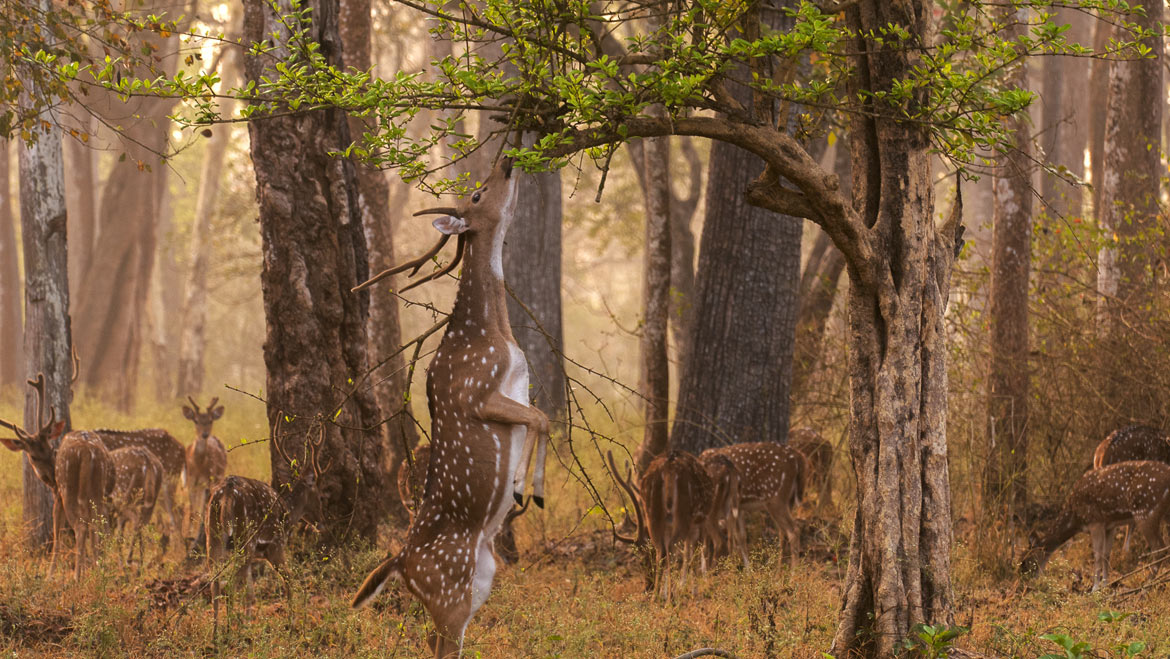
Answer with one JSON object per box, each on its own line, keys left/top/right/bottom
{"left": 245, "top": 0, "right": 389, "bottom": 541}
{"left": 1088, "top": 20, "right": 1112, "bottom": 217}
{"left": 669, "top": 136, "right": 802, "bottom": 454}
{"left": 985, "top": 9, "right": 1033, "bottom": 514}
{"left": 635, "top": 129, "right": 672, "bottom": 474}
{"left": 1, "top": 141, "right": 22, "bottom": 387}
{"left": 17, "top": 104, "right": 73, "bottom": 549}
{"left": 1038, "top": 7, "right": 1091, "bottom": 220}
{"left": 72, "top": 7, "right": 179, "bottom": 411}
{"left": 340, "top": 0, "right": 420, "bottom": 524}
{"left": 830, "top": 3, "right": 956, "bottom": 654}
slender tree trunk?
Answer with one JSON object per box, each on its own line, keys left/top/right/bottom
{"left": 635, "top": 128, "right": 672, "bottom": 473}
{"left": 985, "top": 9, "right": 1033, "bottom": 514}
{"left": 245, "top": 0, "right": 389, "bottom": 541}
{"left": 1088, "top": 20, "right": 1112, "bottom": 217}
{"left": 1039, "top": 7, "right": 1091, "bottom": 219}
{"left": 17, "top": 80, "right": 73, "bottom": 549}
{"left": 63, "top": 115, "right": 96, "bottom": 303}
{"left": 340, "top": 0, "right": 420, "bottom": 524}
{"left": 830, "top": 3, "right": 956, "bottom": 654}
{"left": 1, "top": 141, "right": 23, "bottom": 387}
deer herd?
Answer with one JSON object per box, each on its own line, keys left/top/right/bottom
{"left": 5, "top": 157, "right": 1170, "bottom": 657}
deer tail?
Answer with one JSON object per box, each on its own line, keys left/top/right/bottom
{"left": 1092, "top": 435, "right": 1111, "bottom": 470}
{"left": 352, "top": 554, "right": 404, "bottom": 609}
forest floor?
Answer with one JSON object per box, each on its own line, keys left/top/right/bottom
{"left": 0, "top": 397, "right": 1167, "bottom": 657}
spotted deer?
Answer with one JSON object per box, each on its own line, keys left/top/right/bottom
{"left": 698, "top": 453, "right": 746, "bottom": 569}
{"left": 699, "top": 442, "right": 807, "bottom": 567}
{"left": 351, "top": 157, "right": 551, "bottom": 658}
{"left": 788, "top": 426, "right": 833, "bottom": 509}
{"left": 1020, "top": 460, "right": 1170, "bottom": 591}
{"left": 109, "top": 446, "right": 164, "bottom": 569}
{"left": 1090, "top": 425, "right": 1170, "bottom": 554}
{"left": 0, "top": 375, "right": 115, "bottom": 579}
{"left": 94, "top": 428, "right": 185, "bottom": 552}
{"left": 182, "top": 396, "right": 228, "bottom": 538}
{"left": 206, "top": 421, "right": 323, "bottom": 634}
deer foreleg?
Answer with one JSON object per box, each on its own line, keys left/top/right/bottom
{"left": 478, "top": 393, "right": 549, "bottom": 506}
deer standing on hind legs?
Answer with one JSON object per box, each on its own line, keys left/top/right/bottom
{"left": 0, "top": 375, "right": 115, "bottom": 579}
{"left": 351, "top": 156, "right": 550, "bottom": 659}
{"left": 182, "top": 397, "right": 228, "bottom": 541}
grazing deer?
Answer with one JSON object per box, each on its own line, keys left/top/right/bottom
{"left": 0, "top": 375, "right": 115, "bottom": 579}
{"left": 94, "top": 428, "right": 185, "bottom": 553}
{"left": 788, "top": 426, "right": 833, "bottom": 509}
{"left": 398, "top": 443, "right": 527, "bottom": 565}
{"left": 699, "top": 442, "right": 807, "bottom": 567}
{"left": 206, "top": 422, "right": 323, "bottom": 634}
{"left": 351, "top": 157, "right": 551, "bottom": 659}
{"left": 1020, "top": 460, "right": 1170, "bottom": 591}
{"left": 182, "top": 396, "right": 228, "bottom": 538}
{"left": 698, "top": 453, "right": 746, "bottom": 569}
{"left": 109, "top": 446, "right": 164, "bottom": 569}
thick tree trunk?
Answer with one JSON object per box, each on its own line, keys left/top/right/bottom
{"left": 669, "top": 135, "right": 802, "bottom": 454}
{"left": 635, "top": 129, "right": 672, "bottom": 474}
{"left": 244, "top": 0, "right": 389, "bottom": 541}
{"left": 1038, "top": 7, "right": 1091, "bottom": 219}
{"left": 985, "top": 11, "right": 1033, "bottom": 513}
{"left": 17, "top": 100, "right": 73, "bottom": 549}
{"left": 830, "top": 3, "right": 955, "bottom": 655}
{"left": 1, "top": 141, "right": 22, "bottom": 387}
{"left": 340, "top": 0, "right": 420, "bottom": 524}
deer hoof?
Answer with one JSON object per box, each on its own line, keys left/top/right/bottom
{"left": 533, "top": 495, "right": 544, "bottom": 509}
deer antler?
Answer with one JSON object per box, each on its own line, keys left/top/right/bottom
{"left": 70, "top": 345, "right": 80, "bottom": 387}
{"left": 352, "top": 233, "right": 452, "bottom": 292}
{"left": 399, "top": 234, "right": 467, "bottom": 294}
{"left": 606, "top": 450, "right": 647, "bottom": 546}
{"left": 186, "top": 396, "right": 202, "bottom": 413}
{"left": 26, "top": 373, "right": 55, "bottom": 430}
{"left": 208, "top": 397, "right": 220, "bottom": 410}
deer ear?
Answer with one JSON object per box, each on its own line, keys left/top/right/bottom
{"left": 182, "top": 406, "right": 195, "bottom": 420}
{"left": 49, "top": 421, "right": 67, "bottom": 440}
{"left": 212, "top": 406, "right": 225, "bottom": 420}
{"left": 0, "top": 437, "right": 22, "bottom": 451}
{"left": 432, "top": 215, "right": 469, "bottom": 235}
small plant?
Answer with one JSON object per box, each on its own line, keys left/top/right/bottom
{"left": 898, "top": 623, "right": 969, "bottom": 658}
{"left": 1038, "top": 632, "right": 1091, "bottom": 659}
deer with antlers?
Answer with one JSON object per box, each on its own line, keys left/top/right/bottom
{"left": 182, "top": 396, "right": 228, "bottom": 538}
{"left": 1020, "top": 460, "right": 1170, "bottom": 591}
{"left": 206, "top": 418, "right": 323, "bottom": 634}
{"left": 0, "top": 375, "right": 115, "bottom": 579}
{"left": 351, "top": 157, "right": 551, "bottom": 658}
{"left": 109, "top": 446, "right": 164, "bottom": 570}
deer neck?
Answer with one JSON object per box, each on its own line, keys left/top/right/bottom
{"left": 449, "top": 230, "right": 512, "bottom": 339}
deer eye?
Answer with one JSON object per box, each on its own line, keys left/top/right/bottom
{"left": 472, "top": 188, "right": 484, "bottom": 203}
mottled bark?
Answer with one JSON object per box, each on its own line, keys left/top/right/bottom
{"left": 830, "top": 3, "right": 956, "bottom": 654}
{"left": 340, "top": 0, "right": 419, "bottom": 524}
{"left": 1039, "top": 7, "right": 1091, "bottom": 219}
{"left": 17, "top": 88, "right": 73, "bottom": 549}
{"left": 986, "top": 10, "right": 1033, "bottom": 513}
{"left": 635, "top": 128, "right": 672, "bottom": 474}
{"left": 1, "top": 141, "right": 22, "bottom": 387}
{"left": 245, "top": 0, "right": 389, "bottom": 541}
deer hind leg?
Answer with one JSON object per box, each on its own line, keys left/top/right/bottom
{"left": 1089, "top": 524, "right": 1113, "bottom": 592}
{"left": 768, "top": 498, "right": 800, "bottom": 568}
{"left": 1135, "top": 515, "right": 1165, "bottom": 579}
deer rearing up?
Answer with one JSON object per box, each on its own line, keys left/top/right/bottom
{"left": 1020, "top": 460, "right": 1170, "bottom": 591}
{"left": 182, "top": 396, "right": 228, "bottom": 538}
{"left": 0, "top": 375, "right": 115, "bottom": 579}
{"left": 351, "top": 157, "right": 550, "bottom": 659}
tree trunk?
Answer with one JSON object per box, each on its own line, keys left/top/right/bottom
{"left": 1038, "top": 7, "right": 1091, "bottom": 219}
{"left": 244, "top": 0, "right": 389, "bottom": 541}
{"left": 339, "top": 0, "right": 420, "bottom": 524}
{"left": 985, "top": 9, "right": 1033, "bottom": 514}
{"left": 1088, "top": 20, "right": 1112, "bottom": 217}
{"left": 17, "top": 91, "right": 73, "bottom": 549}
{"left": 830, "top": 3, "right": 956, "bottom": 654}
{"left": 669, "top": 134, "right": 802, "bottom": 454}
{"left": 1095, "top": 1, "right": 1163, "bottom": 427}
{"left": 63, "top": 115, "right": 97, "bottom": 304}
{"left": 635, "top": 128, "right": 672, "bottom": 474}
{"left": 1, "top": 141, "right": 22, "bottom": 387}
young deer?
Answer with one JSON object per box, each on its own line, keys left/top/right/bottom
{"left": 699, "top": 442, "right": 807, "bottom": 567}
{"left": 788, "top": 426, "right": 833, "bottom": 509}
{"left": 206, "top": 422, "right": 323, "bottom": 634}
{"left": 0, "top": 375, "right": 115, "bottom": 579}
{"left": 182, "top": 396, "right": 228, "bottom": 538}
{"left": 1020, "top": 460, "right": 1170, "bottom": 591}
{"left": 95, "top": 428, "right": 185, "bottom": 553}
{"left": 352, "top": 157, "right": 551, "bottom": 659}
{"left": 109, "top": 446, "right": 164, "bottom": 569}
{"left": 397, "top": 443, "right": 527, "bottom": 565}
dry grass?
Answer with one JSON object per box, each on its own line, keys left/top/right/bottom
{"left": 0, "top": 392, "right": 1168, "bottom": 657}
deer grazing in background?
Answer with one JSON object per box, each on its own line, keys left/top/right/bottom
{"left": 109, "top": 446, "right": 164, "bottom": 570}
{"left": 0, "top": 375, "right": 115, "bottom": 579}
{"left": 351, "top": 157, "right": 551, "bottom": 659}
{"left": 699, "top": 442, "right": 807, "bottom": 567}
{"left": 1090, "top": 425, "right": 1170, "bottom": 555}
{"left": 182, "top": 396, "right": 228, "bottom": 539}
{"left": 1020, "top": 460, "right": 1170, "bottom": 591}
{"left": 788, "top": 426, "right": 833, "bottom": 509}
{"left": 206, "top": 419, "right": 323, "bottom": 635}
{"left": 95, "top": 428, "right": 185, "bottom": 553}
{"left": 698, "top": 453, "right": 746, "bottom": 569}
